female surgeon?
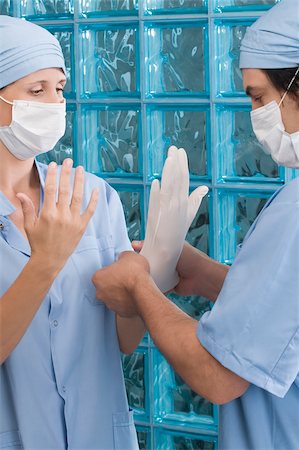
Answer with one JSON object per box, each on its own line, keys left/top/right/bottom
{"left": 0, "top": 15, "right": 144, "bottom": 450}
{"left": 92, "top": 1, "right": 299, "bottom": 449}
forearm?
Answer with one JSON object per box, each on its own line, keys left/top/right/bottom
{"left": 116, "top": 315, "right": 146, "bottom": 354}
{"left": 134, "top": 275, "right": 248, "bottom": 404}
{"left": 179, "top": 243, "right": 229, "bottom": 301}
{"left": 0, "top": 256, "right": 58, "bottom": 364}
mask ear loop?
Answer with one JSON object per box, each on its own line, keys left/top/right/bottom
{"left": 0, "top": 95, "right": 13, "bottom": 105}
{"left": 278, "top": 66, "right": 299, "bottom": 107}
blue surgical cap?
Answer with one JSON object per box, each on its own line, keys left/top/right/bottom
{"left": 0, "top": 15, "right": 66, "bottom": 89}
{"left": 240, "top": 0, "right": 299, "bottom": 69}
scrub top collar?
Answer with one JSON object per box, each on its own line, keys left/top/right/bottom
{"left": 0, "top": 160, "right": 46, "bottom": 256}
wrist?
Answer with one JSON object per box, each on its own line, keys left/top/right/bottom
{"left": 28, "top": 253, "right": 61, "bottom": 280}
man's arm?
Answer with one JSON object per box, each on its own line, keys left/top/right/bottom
{"left": 92, "top": 252, "right": 249, "bottom": 405}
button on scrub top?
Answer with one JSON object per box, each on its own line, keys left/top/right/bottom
{"left": 198, "top": 177, "right": 299, "bottom": 450}
{"left": 0, "top": 162, "right": 139, "bottom": 450}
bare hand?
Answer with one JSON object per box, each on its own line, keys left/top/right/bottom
{"left": 92, "top": 251, "right": 150, "bottom": 317}
{"left": 16, "top": 158, "right": 99, "bottom": 273}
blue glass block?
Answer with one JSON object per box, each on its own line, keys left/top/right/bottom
{"left": 216, "top": 105, "right": 283, "bottom": 182}
{"left": 113, "top": 185, "right": 144, "bottom": 241}
{"left": 287, "top": 168, "right": 299, "bottom": 181}
{"left": 153, "top": 349, "right": 217, "bottom": 430}
{"left": 44, "top": 26, "right": 75, "bottom": 99}
{"left": 145, "top": 22, "right": 208, "bottom": 97}
{"left": 155, "top": 428, "right": 217, "bottom": 450}
{"left": 20, "top": 0, "right": 73, "bottom": 19}
{"left": 168, "top": 293, "right": 211, "bottom": 321}
{"left": 0, "top": 0, "right": 12, "bottom": 14}
{"left": 217, "top": 189, "right": 274, "bottom": 263}
{"left": 147, "top": 106, "right": 210, "bottom": 179}
{"left": 122, "top": 348, "right": 149, "bottom": 419}
{"left": 215, "top": 0, "right": 279, "bottom": 13}
{"left": 80, "top": 24, "right": 139, "bottom": 97}
{"left": 37, "top": 106, "right": 76, "bottom": 166}
{"left": 215, "top": 20, "right": 254, "bottom": 96}
{"left": 82, "top": 105, "right": 141, "bottom": 178}
{"left": 136, "top": 426, "right": 151, "bottom": 450}
{"left": 187, "top": 192, "right": 210, "bottom": 254}
{"left": 145, "top": 0, "right": 207, "bottom": 14}
{"left": 80, "top": 0, "right": 138, "bottom": 17}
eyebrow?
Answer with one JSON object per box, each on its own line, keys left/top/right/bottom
{"left": 26, "top": 79, "right": 67, "bottom": 85}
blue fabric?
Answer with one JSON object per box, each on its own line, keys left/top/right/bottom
{"left": 0, "top": 162, "right": 138, "bottom": 450}
{"left": 0, "top": 16, "right": 66, "bottom": 89}
{"left": 239, "top": 0, "right": 299, "bottom": 69}
{"left": 198, "top": 177, "right": 299, "bottom": 449}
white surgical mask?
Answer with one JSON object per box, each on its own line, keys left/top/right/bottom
{"left": 0, "top": 96, "right": 66, "bottom": 160}
{"left": 250, "top": 67, "right": 299, "bottom": 168}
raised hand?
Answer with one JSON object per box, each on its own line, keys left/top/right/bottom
{"left": 16, "top": 158, "right": 99, "bottom": 273}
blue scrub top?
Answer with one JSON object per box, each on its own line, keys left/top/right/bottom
{"left": 0, "top": 162, "right": 139, "bottom": 450}
{"left": 198, "top": 177, "right": 299, "bottom": 449}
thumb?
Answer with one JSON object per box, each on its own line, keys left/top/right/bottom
{"left": 187, "top": 186, "right": 209, "bottom": 229}
{"left": 16, "top": 193, "right": 37, "bottom": 230}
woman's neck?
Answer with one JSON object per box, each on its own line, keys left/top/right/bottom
{"left": 0, "top": 143, "right": 39, "bottom": 195}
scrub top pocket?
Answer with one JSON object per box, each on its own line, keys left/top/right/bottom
{"left": 112, "top": 411, "right": 139, "bottom": 450}
{"left": 0, "top": 430, "right": 23, "bottom": 449}
{"left": 70, "top": 235, "right": 115, "bottom": 305}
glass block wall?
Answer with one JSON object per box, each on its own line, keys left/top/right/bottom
{"left": 3, "top": 0, "right": 298, "bottom": 448}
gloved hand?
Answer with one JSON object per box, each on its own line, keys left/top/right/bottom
{"left": 140, "top": 146, "right": 208, "bottom": 293}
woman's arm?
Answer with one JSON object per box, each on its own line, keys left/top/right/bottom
{"left": 116, "top": 315, "right": 146, "bottom": 354}
{"left": 0, "top": 256, "right": 59, "bottom": 364}
{"left": 0, "top": 160, "right": 98, "bottom": 364}
{"left": 133, "top": 240, "right": 229, "bottom": 302}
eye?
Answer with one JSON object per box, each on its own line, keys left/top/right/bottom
{"left": 31, "top": 89, "right": 43, "bottom": 95}
{"left": 254, "top": 96, "right": 262, "bottom": 102}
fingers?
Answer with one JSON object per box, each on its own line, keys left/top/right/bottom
{"left": 146, "top": 179, "right": 160, "bottom": 235}
{"left": 16, "top": 193, "right": 37, "bottom": 230}
{"left": 178, "top": 148, "right": 189, "bottom": 197}
{"left": 70, "top": 165, "right": 84, "bottom": 213}
{"left": 43, "top": 162, "right": 57, "bottom": 211}
{"left": 132, "top": 240, "right": 143, "bottom": 252}
{"left": 81, "top": 188, "right": 99, "bottom": 226}
{"left": 57, "top": 158, "right": 73, "bottom": 208}
{"left": 187, "top": 185, "right": 209, "bottom": 228}
{"left": 160, "top": 156, "right": 175, "bottom": 197}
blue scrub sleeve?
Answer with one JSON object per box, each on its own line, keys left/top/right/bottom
{"left": 105, "top": 184, "right": 133, "bottom": 258}
{"left": 197, "top": 201, "right": 299, "bottom": 398}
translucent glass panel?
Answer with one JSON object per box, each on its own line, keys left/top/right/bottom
{"left": 155, "top": 429, "right": 217, "bottom": 450}
{"left": 147, "top": 106, "right": 209, "bottom": 179}
{"left": 217, "top": 190, "right": 273, "bottom": 263}
{"left": 80, "top": 0, "right": 138, "bottom": 17}
{"left": 215, "top": 20, "right": 253, "bottom": 96}
{"left": 82, "top": 105, "right": 141, "bottom": 177}
{"left": 37, "top": 107, "right": 76, "bottom": 166}
{"left": 153, "top": 349, "right": 216, "bottom": 430}
{"left": 19, "top": 0, "right": 73, "bottom": 18}
{"left": 0, "top": 0, "right": 12, "bottom": 14}
{"left": 145, "top": 0, "right": 207, "bottom": 14}
{"left": 215, "top": 0, "right": 278, "bottom": 12}
{"left": 145, "top": 22, "right": 208, "bottom": 96}
{"left": 187, "top": 193, "right": 210, "bottom": 254}
{"left": 80, "top": 24, "right": 139, "bottom": 97}
{"left": 216, "top": 105, "right": 282, "bottom": 182}
{"left": 122, "top": 349, "right": 148, "bottom": 418}
{"left": 114, "top": 186, "right": 143, "bottom": 240}
{"left": 45, "top": 26, "right": 75, "bottom": 98}
{"left": 137, "top": 426, "right": 151, "bottom": 450}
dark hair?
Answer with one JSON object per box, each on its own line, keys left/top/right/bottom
{"left": 264, "top": 67, "right": 299, "bottom": 101}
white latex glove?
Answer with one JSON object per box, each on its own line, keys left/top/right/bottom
{"left": 141, "top": 146, "right": 208, "bottom": 293}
